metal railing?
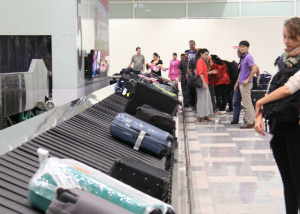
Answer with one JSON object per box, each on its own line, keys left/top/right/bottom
{"left": 182, "top": 105, "right": 196, "bottom": 214}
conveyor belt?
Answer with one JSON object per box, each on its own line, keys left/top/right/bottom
{"left": 0, "top": 93, "right": 175, "bottom": 214}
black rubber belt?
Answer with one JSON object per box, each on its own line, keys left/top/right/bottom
{"left": 0, "top": 93, "right": 174, "bottom": 213}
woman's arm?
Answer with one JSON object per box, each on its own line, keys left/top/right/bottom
{"left": 285, "top": 70, "right": 300, "bottom": 94}
{"left": 200, "top": 74, "right": 207, "bottom": 90}
{"left": 255, "top": 86, "right": 291, "bottom": 117}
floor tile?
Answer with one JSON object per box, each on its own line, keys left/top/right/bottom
{"left": 240, "top": 150, "right": 272, "bottom": 154}
{"left": 250, "top": 166, "right": 279, "bottom": 171}
{"left": 208, "top": 176, "right": 259, "bottom": 182}
{"left": 266, "top": 188, "right": 284, "bottom": 196}
{"left": 198, "top": 133, "right": 230, "bottom": 136}
{"left": 214, "top": 204, "right": 281, "bottom": 214}
{"left": 199, "top": 143, "right": 237, "bottom": 147}
{"left": 232, "top": 138, "right": 264, "bottom": 141}
{"left": 177, "top": 106, "right": 285, "bottom": 214}
{"left": 203, "top": 157, "right": 246, "bottom": 162}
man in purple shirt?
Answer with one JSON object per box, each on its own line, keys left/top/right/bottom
{"left": 234, "top": 40, "right": 258, "bottom": 129}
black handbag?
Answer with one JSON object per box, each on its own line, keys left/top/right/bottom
{"left": 188, "top": 74, "right": 203, "bottom": 88}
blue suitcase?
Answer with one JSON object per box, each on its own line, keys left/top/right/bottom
{"left": 110, "top": 113, "right": 173, "bottom": 157}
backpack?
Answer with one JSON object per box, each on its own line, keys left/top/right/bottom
{"left": 262, "top": 59, "right": 300, "bottom": 126}
{"left": 259, "top": 71, "right": 272, "bottom": 85}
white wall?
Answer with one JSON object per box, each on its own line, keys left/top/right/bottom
{"left": 109, "top": 18, "right": 287, "bottom": 79}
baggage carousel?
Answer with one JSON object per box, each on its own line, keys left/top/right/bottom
{"left": 0, "top": 85, "right": 177, "bottom": 214}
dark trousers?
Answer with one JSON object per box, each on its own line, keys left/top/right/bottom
{"left": 209, "top": 86, "right": 216, "bottom": 113}
{"left": 181, "top": 77, "right": 188, "bottom": 106}
{"left": 232, "top": 88, "right": 242, "bottom": 122}
{"left": 271, "top": 120, "right": 300, "bottom": 214}
{"left": 214, "top": 84, "right": 228, "bottom": 111}
{"left": 226, "top": 89, "right": 234, "bottom": 111}
{"left": 187, "top": 74, "right": 196, "bottom": 106}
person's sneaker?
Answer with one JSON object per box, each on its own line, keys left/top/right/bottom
{"left": 184, "top": 104, "right": 190, "bottom": 107}
{"left": 231, "top": 120, "right": 239, "bottom": 124}
{"left": 239, "top": 123, "right": 254, "bottom": 129}
{"left": 221, "top": 111, "right": 226, "bottom": 114}
{"left": 226, "top": 109, "right": 234, "bottom": 112}
{"left": 191, "top": 105, "right": 196, "bottom": 110}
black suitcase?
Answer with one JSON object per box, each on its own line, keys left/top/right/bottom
{"left": 109, "top": 156, "right": 170, "bottom": 201}
{"left": 124, "top": 82, "right": 181, "bottom": 116}
{"left": 116, "top": 81, "right": 136, "bottom": 99}
{"left": 46, "top": 188, "right": 134, "bottom": 214}
{"left": 118, "top": 74, "right": 130, "bottom": 88}
{"left": 136, "top": 105, "right": 175, "bottom": 134}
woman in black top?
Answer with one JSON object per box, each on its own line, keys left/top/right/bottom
{"left": 147, "top": 53, "right": 163, "bottom": 76}
{"left": 255, "top": 17, "right": 300, "bottom": 214}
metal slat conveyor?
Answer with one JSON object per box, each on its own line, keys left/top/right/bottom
{"left": 0, "top": 93, "right": 175, "bottom": 214}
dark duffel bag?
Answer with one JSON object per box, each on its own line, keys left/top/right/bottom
{"left": 136, "top": 105, "right": 175, "bottom": 134}
{"left": 109, "top": 156, "right": 170, "bottom": 201}
{"left": 46, "top": 188, "right": 134, "bottom": 214}
{"left": 125, "top": 82, "right": 181, "bottom": 117}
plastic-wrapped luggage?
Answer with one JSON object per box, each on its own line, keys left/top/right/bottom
{"left": 135, "top": 105, "right": 175, "bottom": 134}
{"left": 110, "top": 113, "right": 173, "bottom": 157}
{"left": 109, "top": 156, "right": 170, "bottom": 201}
{"left": 46, "top": 188, "right": 134, "bottom": 214}
{"left": 29, "top": 156, "right": 175, "bottom": 214}
{"left": 152, "top": 82, "right": 177, "bottom": 98}
{"left": 124, "top": 82, "right": 181, "bottom": 116}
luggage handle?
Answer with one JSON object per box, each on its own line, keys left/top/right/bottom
{"left": 130, "top": 126, "right": 150, "bottom": 136}
{"left": 134, "top": 130, "right": 146, "bottom": 151}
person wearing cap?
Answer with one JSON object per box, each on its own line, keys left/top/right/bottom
{"left": 234, "top": 40, "right": 258, "bottom": 129}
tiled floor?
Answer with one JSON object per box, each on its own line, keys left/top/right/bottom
{"left": 178, "top": 107, "right": 285, "bottom": 214}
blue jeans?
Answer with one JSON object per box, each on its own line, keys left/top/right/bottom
{"left": 232, "top": 88, "right": 242, "bottom": 122}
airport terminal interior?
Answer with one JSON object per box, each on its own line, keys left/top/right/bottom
{"left": 1, "top": 0, "right": 300, "bottom": 214}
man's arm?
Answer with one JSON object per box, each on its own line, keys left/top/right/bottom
{"left": 128, "top": 56, "right": 134, "bottom": 68}
{"left": 142, "top": 56, "right": 145, "bottom": 71}
{"left": 256, "top": 65, "right": 260, "bottom": 77}
{"left": 242, "top": 65, "right": 257, "bottom": 86}
{"left": 234, "top": 73, "right": 240, "bottom": 91}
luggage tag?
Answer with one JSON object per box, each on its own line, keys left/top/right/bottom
{"left": 122, "top": 88, "right": 127, "bottom": 95}
{"left": 134, "top": 131, "right": 146, "bottom": 151}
